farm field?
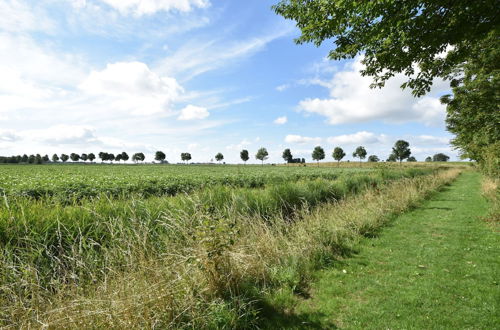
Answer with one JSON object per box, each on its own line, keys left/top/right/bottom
{"left": 0, "top": 163, "right": 464, "bottom": 327}
{"left": 0, "top": 164, "right": 371, "bottom": 200}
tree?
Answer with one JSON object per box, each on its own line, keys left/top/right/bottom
{"left": 132, "top": 152, "right": 146, "bottom": 163}
{"left": 42, "top": 155, "right": 49, "bottom": 163}
{"left": 70, "top": 153, "right": 80, "bottom": 162}
{"left": 282, "top": 148, "right": 293, "bottom": 164}
{"left": 255, "top": 148, "right": 269, "bottom": 166}
{"left": 440, "top": 32, "right": 499, "bottom": 173}
{"left": 386, "top": 153, "right": 397, "bottom": 162}
{"left": 240, "top": 149, "right": 249, "bottom": 164}
{"left": 81, "top": 153, "right": 88, "bottom": 162}
{"left": 332, "top": 147, "right": 345, "bottom": 165}
{"left": 115, "top": 154, "right": 122, "bottom": 162}
{"left": 352, "top": 146, "right": 367, "bottom": 163}
{"left": 180, "top": 152, "right": 191, "bottom": 164}
{"left": 21, "top": 154, "right": 28, "bottom": 163}
{"left": 311, "top": 146, "right": 325, "bottom": 166}
{"left": 215, "top": 152, "right": 224, "bottom": 164}
{"left": 28, "top": 155, "right": 35, "bottom": 164}
{"left": 155, "top": 151, "right": 166, "bottom": 163}
{"left": 108, "top": 153, "right": 115, "bottom": 163}
{"left": 273, "top": 1, "right": 497, "bottom": 97}
{"left": 61, "top": 154, "right": 69, "bottom": 163}
{"left": 121, "top": 152, "right": 129, "bottom": 162}
{"left": 392, "top": 140, "right": 412, "bottom": 163}
{"left": 425, "top": 156, "right": 432, "bottom": 162}
{"left": 98, "top": 152, "right": 108, "bottom": 163}
{"left": 35, "top": 154, "right": 43, "bottom": 164}
{"left": 368, "top": 155, "right": 379, "bottom": 163}
{"left": 88, "top": 153, "right": 96, "bottom": 163}
{"left": 52, "top": 154, "right": 59, "bottom": 162}
{"left": 433, "top": 153, "right": 450, "bottom": 162}
{"left": 407, "top": 156, "right": 417, "bottom": 162}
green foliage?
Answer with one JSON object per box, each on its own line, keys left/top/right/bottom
{"left": 352, "top": 146, "right": 367, "bottom": 162}
{"left": 51, "top": 154, "right": 59, "bottom": 162}
{"left": 311, "top": 146, "right": 325, "bottom": 164}
{"left": 425, "top": 156, "right": 432, "bottom": 162}
{"left": 407, "top": 156, "right": 417, "bottom": 162}
{"left": 255, "top": 148, "right": 269, "bottom": 165}
{"left": 154, "top": 151, "right": 166, "bottom": 162}
{"left": 273, "top": 0, "right": 498, "bottom": 97}
{"left": 282, "top": 148, "right": 293, "bottom": 163}
{"left": 332, "top": 147, "right": 345, "bottom": 163}
{"left": 240, "top": 149, "right": 249, "bottom": 163}
{"left": 433, "top": 153, "right": 450, "bottom": 162}
{"left": 367, "top": 155, "right": 379, "bottom": 162}
{"left": 392, "top": 140, "right": 412, "bottom": 163}
{"left": 440, "top": 32, "right": 499, "bottom": 171}
{"left": 215, "top": 153, "right": 224, "bottom": 163}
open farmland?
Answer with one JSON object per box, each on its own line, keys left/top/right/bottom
{"left": 0, "top": 164, "right": 371, "bottom": 201}
{"left": 0, "top": 163, "right": 452, "bottom": 327}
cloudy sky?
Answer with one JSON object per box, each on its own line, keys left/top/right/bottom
{"left": 0, "top": 0, "right": 457, "bottom": 163}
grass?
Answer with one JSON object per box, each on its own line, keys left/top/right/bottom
{"left": 0, "top": 165, "right": 463, "bottom": 327}
{"left": 269, "top": 171, "right": 499, "bottom": 329}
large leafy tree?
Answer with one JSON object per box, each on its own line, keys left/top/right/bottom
{"left": 51, "top": 154, "right": 59, "bottom": 162}
{"left": 312, "top": 146, "right": 325, "bottom": 166}
{"left": 433, "top": 153, "right": 450, "bottom": 162}
{"left": 88, "top": 153, "right": 96, "bottom": 163}
{"left": 273, "top": 0, "right": 498, "bottom": 97}
{"left": 155, "top": 151, "right": 166, "bottom": 163}
{"left": 240, "top": 149, "right": 249, "bottom": 164}
{"left": 352, "top": 146, "right": 367, "bottom": 163}
{"left": 80, "top": 153, "right": 88, "bottom": 162}
{"left": 255, "top": 148, "right": 269, "bottom": 166}
{"left": 121, "top": 152, "right": 129, "bottom": 162}
{"left": 70, "top": 153, "right": 80, "bottom": 162}
{"left": 282, "top": 148, "right": 293, "bottom": 164}
{"left": 440, "top": 32, "right": 499, "bottom": 173}
{"left": 180, "top": 152, "right": 191, "bottom": 164}
{"left": 368, "top": 155, "right": 379, "bottom": 163}
{"left": 332, "top": 147, "right": 345, "bottom": 165}
{"left": 215, "top": 152, "right": 224, "bottom": 163}
{"left": 60, "top": 154, "right": 69, "bottom": 163}
{"left": 392, "top": 140, "right": 412, "bottom": 163}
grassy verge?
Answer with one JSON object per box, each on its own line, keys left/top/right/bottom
{"left": 267, "top": 171, "right": 499, "bottom": 329}
{"left": 1, "top": 168, "right": 458, "bottom": 327}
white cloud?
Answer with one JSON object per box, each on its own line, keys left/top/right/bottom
{"left": 95, "top": 0, "right": 210, "bottom": 15}
{"left": 326, "top": 131, "right": 387, "bottom": 145}
{"left": 156, "top": 25, "right": 294, "bottom": 79}
{"left": 274, "top": 116, "right": 287, "bottom": 125}
{"left": 79, "top": 61, "right": 183, "bottom": 116}
{"left": 276, "top": 84, "right": 290, "bottom": 92}
{"left": 0, "top": 0, "right": 55, "bottom": 33}
{"left": 298, "top": 56, "right": 448, "bottom": 126}
{"left": 0, "top": 129, "right": 20, "bottom": 142}
{"left": 226, "top": 138, "right": 252, "bottom": 151}
{"left": 178, "top": 105, "right": 209, "bottom": 120}
{"left": 23, "top": 125, "right": 98, "bottom": 145}
{"left": 285, "top": 135, "right": 322, "bottom": 145}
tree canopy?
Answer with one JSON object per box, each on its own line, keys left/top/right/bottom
{"left": 332, "top": 147, "right": 345, "bottom": 163}
{"left": 392, "top": 140, "right": 412, "bottom": 163}
{"left": 255, "top": 148, "right": 269, "bottom": 165}
{"left": 353, "top": 146, "right": 367, "bottom": 162}
{"left": 273, "top": 0, "right": 498, "bottom": 96}
{"left": 282, "top": 148, "right": 293, "bottom": 164}
{"left": 240, "top": 150, "right": 249, "bottom": 164}
{"left": 215, "top": 153, "right": 224, "bottom": 163}
{"left": 312, "top": 146, "right": 325, "bottom": 165}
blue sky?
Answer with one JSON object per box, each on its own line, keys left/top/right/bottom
{"left": 0, "top": 0, "right": 456, "bottom": 163}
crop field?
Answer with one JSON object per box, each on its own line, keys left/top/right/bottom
{"left": 0, "top": 164, "right": 457, "bottom": 327}
{"left": 0, "top": 164, "right": 372, "bottom": 200}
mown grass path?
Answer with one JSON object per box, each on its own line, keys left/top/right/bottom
{"left": 279, "top": 172, "right": 499, "bottom": 329}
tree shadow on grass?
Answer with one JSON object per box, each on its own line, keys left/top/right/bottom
{"left": 257, "top": 299, "right": 337, "bottom": 329}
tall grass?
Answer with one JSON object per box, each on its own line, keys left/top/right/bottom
{"left": 0, "top": 167, "right": 456, "bottom": 327}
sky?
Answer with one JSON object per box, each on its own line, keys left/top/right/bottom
{"left": 0, "top": 0, "right": 458, "bottom": 163}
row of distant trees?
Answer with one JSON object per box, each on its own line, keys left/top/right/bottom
{"left": 0, "top": 141, "right": 451, "bottom": 165}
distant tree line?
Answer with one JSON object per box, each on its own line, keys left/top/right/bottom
{"left": 0, "top": 141, "right": 452, "bottom": 165}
